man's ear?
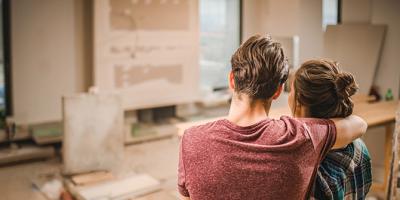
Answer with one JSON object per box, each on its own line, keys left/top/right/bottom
{"left": 272, "top": 84, "right": 283, "bottom": 100}
{"left": 229, "top": 71, "right": 235, "bottom": 90}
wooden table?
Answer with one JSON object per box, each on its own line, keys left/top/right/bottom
{"left": 354, "top": 100, "right": 399, "bottom": 196}
{"left": 175, "top": 100, "right": 400, "bottom": 196}
{"left": 176, "top": 100, "right": 398, "bottom": 136}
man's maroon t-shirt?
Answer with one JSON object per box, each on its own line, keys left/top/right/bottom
{"left": 178, "top": 116, "right": 336, "bottom": 200}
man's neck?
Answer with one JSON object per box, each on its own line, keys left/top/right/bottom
{"left": 227, "top": 94, "right": 272, "bottom": 127}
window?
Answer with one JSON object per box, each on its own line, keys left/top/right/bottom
{"left": 0, "top": 0, "right": 11, "bottom": 122}
{"left": 322, "top": 0, "right": 339, "bottom": 30}
{"left": 199, "top": 0, "right": 241, "bottom": 90}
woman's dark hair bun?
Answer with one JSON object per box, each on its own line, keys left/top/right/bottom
{"left": 334, "top": 72, "right": 358, "bottom": 100}
{"left": 294, "top": 59, "right": 359, "bottom": 118}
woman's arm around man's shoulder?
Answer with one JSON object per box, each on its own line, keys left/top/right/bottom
{"left": 331, "top": 115, "right": 368, "bottom": 149}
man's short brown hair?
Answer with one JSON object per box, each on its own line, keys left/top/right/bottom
{"left": 231, "top": 35, "right": 289, "bottom": 100}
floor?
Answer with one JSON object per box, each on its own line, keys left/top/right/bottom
{"left": 0, "top": 137, "right": 182, "bottom": 200}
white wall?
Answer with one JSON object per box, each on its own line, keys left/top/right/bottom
{"left": 370, "top": 0, "right": 400, "bottom": 98}
{"left": 11, "top": 0, "right": 90, "bottom": 124}
{"left": 242, "top": 0, "right": 324, "bottom": 64}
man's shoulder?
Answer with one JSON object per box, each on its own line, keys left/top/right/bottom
{"left": 282, "top": 116, "right": 335, "bottom": 130}
{"left": 181, "top": 120, "right": 222, "bottom": 154}
{"left": 275, "top": 116, "right": 334, "bottom": 137}
{"left": 184, "top": 119, "right": 222, "bottom": 137}
{"left": 277, "top": 115, "right": 306, "bottom": 130}
{"left": 296, "top": 117, "right": 334, "bottom": 125}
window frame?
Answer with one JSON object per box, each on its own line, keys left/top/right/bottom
{"left": 2, "top": 0, "right": 12, "bottom": 116}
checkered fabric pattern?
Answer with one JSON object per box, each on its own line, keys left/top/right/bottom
{"left": 311, "top": 139, "right": 372, "bottom": 200}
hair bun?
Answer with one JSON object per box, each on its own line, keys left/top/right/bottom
{"left": 334, "top": 72, "right": 358, "bottom": 100}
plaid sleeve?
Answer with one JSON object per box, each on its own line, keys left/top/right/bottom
{"left": 313, "top": 139, "right": 372, "bottom": 199}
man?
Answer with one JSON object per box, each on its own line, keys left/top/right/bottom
{"left": 178, "top": 35, "right": 367, "bottom": 200}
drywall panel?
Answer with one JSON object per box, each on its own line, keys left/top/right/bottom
{"left": 62, "top": 93, "right": 124, "bottom": 175}
{"left": 324, "top": 24, "right": 386, "bottom": 94}
{"left": 94, "top": 0, "right": 200, "bottom": 110}
{"left": 342, "top": 0, "right": 372, "bottom": 23}
{"left": 11, "top": 0, "right": 90, "bottom": 124}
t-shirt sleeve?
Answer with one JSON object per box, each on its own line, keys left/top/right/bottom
{"left": 178, "top": 134, "right": 190, "bottom": 197}
{"left": 302, "top": 118, "right": 337, "bottom": 162}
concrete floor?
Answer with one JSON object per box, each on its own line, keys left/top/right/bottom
{"left": 0, "top": 137, "right": 181, "bottom": 200}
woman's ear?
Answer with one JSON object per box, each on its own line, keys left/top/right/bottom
{"left": 229, "top": 71, "right": 235, "bottom": 90}
{"left": 272, "top": 84, "right": 283, "bottom": 100}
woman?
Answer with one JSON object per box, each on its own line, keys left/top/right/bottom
{"left": 288, "top": 59, "right": 372, "bottom": 199}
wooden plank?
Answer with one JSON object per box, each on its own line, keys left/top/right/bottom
{"left": 31, "top": 175, "right": 63, "bottom": 200}
{"left": 31, "top": 122, "right": 63, "bottom": 145}
{"left": 125, "top": 123, "right": 177, "bottom": 145}
{"left": 68, "top": 174, "right": 160, "bottom": 200}
{"left": 71, "top": 171, "right": 115, "bottom": 186}
{"left": 382, "top": 124, "right": 394, "bottom": 196}
{"left": 386, "top": 103, "right": 400, "bottom": 199}
{"left": 0, "top": 145, "right": 55, "bottom": 165}
{"left": 133, "top": 189, "right": 181, "bottom": 200}
{"left": 33, "top": 135, "right": 62, "bottom": 145}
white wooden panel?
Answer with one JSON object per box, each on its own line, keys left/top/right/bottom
{"left": 62, "top": 93, "right": 124, "bottom": 175}
{"left": 75, "top": 174, "right": 160, "bottom": 200}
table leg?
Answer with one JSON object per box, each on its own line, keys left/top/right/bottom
{"left": 371, "top": 123, "right": 394, "bottom": 197}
